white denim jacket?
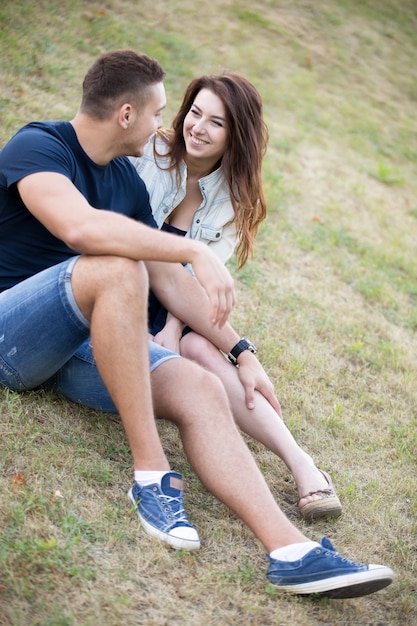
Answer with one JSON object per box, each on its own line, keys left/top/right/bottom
{"left": 130, "top": 137, "right": 238, "bottom": 266}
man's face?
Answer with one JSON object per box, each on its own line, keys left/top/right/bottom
{"left": 128, "top": 82, "right": 166, "bottom": 156}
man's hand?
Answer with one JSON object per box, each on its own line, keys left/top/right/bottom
{"left": 235, "top": 350, "right": 282, "bottom": 417}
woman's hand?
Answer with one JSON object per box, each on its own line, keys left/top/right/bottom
{"left": 235, "top": 350, "right": 282, "bottom": 417}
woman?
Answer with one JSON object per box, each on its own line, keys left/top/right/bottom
{"left": 130, "top": 71, "right": 341, "bottom": 521}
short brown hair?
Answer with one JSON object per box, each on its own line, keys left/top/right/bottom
{"left": 80, "top": 49, "right": 165, "bottom": 120}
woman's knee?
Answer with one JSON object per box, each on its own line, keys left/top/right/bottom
{"left": 180, "top": 332, "right": 222, "bottom": 366}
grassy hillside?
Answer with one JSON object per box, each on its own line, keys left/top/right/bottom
{"left": 1, "top": 1, "right": 416, "bottom": 624}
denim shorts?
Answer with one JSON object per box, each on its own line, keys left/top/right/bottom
{"left": 0, "top": 256, "right": 180, "bottom": 413}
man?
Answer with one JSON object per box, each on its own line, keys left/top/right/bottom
{"left": 0, "top": 49, "right": 394, "bottom": 597}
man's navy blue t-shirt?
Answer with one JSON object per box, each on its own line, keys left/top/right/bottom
{"left": 0, "top": 121, "right": 157, "bottom": 291}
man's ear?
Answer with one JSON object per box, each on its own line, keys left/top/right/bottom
{"left": 119, "top": 103, "right": 133, "bottom": 129}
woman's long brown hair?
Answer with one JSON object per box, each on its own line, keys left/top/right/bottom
{"left": 155, "top": 71, "right": 269, "bottom": 268}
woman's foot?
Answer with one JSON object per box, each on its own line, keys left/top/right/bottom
{"left": 297, "top": 469, "right": 342, "bottom": 521}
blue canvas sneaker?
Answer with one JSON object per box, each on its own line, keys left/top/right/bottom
{"left": 267, "top": 536, "right": 394, "bottom": 598}
{"left": 128, "top": 471, "right": 200, "bottom": 550}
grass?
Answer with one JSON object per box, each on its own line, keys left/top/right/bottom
{"left": 1, "top": 0, "right": 417, "bottom": 624}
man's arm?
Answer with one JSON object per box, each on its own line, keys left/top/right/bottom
{"left": 146, "top": 259, "right": 281, "bottom": 415}
{"left": 17, "top": 171, "right": 235, "bottom": 327}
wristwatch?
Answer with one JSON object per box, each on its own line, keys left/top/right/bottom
{"left": 227, "top": 337, "right": 257, "bottom": 366}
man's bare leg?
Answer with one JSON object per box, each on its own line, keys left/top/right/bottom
{"left": 151, "top": 357, "right": 308, "bottom": 552}
{"left": 149, "top": 357, "right": 394, "bottom": 598}
{"left": 71, "top": 255, "right": 169, "bottom": 471}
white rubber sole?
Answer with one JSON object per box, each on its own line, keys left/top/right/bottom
{"left": 275, "top": 565, "right": 394, "bottom": 598}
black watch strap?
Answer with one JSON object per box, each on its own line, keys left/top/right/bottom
{"left": 227, "top": 337, "right": 257, "bottom": 366}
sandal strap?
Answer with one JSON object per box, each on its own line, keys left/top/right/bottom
{"left": 299, "top": 469, "right": 336, "bottom": 501}
{"left": 299, "top": 487, "right": 333, "bottom": 500}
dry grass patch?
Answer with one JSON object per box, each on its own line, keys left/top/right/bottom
{"left": 1, "top": 1, "right": 417, "bottom": 625}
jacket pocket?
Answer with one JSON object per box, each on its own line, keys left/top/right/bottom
{"left": 200, "top": 224, "right": 222, "bottom": 241}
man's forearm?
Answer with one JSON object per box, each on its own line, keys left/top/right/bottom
{"left": 148, "top": 262, "right": 240, "bottom": 354}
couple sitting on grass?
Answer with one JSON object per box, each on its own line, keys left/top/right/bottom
{"left": 0, "top": 49, "right": 394, "bottom": 598}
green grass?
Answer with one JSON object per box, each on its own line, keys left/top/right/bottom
{"left": 1, "top": 0, "right": 417, "bottom": 624}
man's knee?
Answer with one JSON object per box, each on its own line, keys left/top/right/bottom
{"left": 71, "top": 255, "right": 148, "bottom": 319}
{"left": 75, "top": 255, "right": 147, "bottom": 287}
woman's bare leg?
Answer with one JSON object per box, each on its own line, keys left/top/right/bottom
{"left": 180, "top": 332, "right": 335, "bottom": 510}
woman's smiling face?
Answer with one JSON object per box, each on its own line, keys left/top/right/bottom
{"left": 183, "top": 88, "right": 229, "bottom": 165}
